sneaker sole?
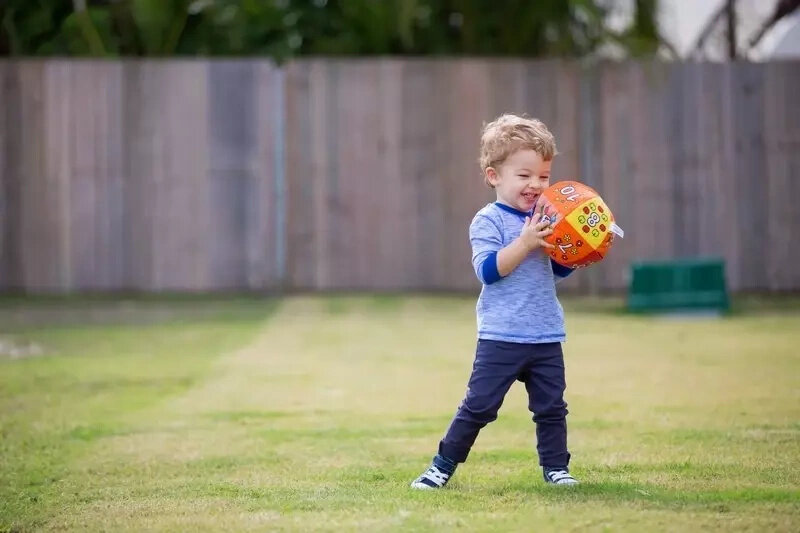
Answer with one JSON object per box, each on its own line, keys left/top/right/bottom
{"left": 410, "top": 481, "right": 439, "bottom": 490}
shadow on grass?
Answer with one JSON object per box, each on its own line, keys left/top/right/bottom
{"left": 323, "top": 460, "right": 800, "bottom": 511}
{"left": 483, "top": 479, "right": 799, "bottom": 509}
{"left": 165, "top": 478, "right": 798, "bottom": 514}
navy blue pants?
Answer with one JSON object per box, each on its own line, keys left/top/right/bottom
{"left": 438, "top": 340, "right": 570, "bottom": 467}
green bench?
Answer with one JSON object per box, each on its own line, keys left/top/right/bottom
{"left": 627, "top": 258, "right": 729, "bottom": 313}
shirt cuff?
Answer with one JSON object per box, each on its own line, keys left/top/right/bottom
{"left": 551, "top": 259, "right": 574, "bottom": 279}
{"left": 481, "top": 251, "right": 503, "bottom": 285}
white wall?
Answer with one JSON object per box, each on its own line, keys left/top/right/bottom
{"left": 605, "top": 0, "right": 800, "bottom": 60}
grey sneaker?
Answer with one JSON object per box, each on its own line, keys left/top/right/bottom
{"left": 543, "top": 467, "right": 579, "bottom": 485}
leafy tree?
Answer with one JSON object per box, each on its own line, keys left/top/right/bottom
{"left": 0, "top": 0, "right": 669, "bottom": 59}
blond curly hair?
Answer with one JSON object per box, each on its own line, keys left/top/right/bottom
{"left": 479, "top": 114, "right": 558, "bottom": 188}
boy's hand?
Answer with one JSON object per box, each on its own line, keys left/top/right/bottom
{"left": 496, "top": 202, "right": 555, "bottom": 277}
{"left": 520, "top": 204, "right": 555, "bottom": 251}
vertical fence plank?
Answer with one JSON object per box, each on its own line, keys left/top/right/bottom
{"left": 375, "top": 60, "right": 410, "bottom": 289}
{"left": 0, "top": 62, "right": 9, "bottom": 289}
{"left": 68, "top": 61, "right": 95, "bottom": 290}
{"left": 400, "top": 60, "right": 438, "bottom": 290}
{"left": 764, "top": 62, "right": 800, "bottom": 290}
{"left": 104, "top": 61, "right": 126, "bottom": 290}
{"left": 249, "top": 61, "right": 280, "bottom": 290}
{"left": 335, "top": 60, "right": 376, "bottom": 289}
{"left": 716, "top": 62, "right": 741, "bottom": 289}
{"left": 732, "top": 63, "right": 768, "bottom": 291}
{"left": 285, "top": 60, "right": 315, "bottom": 289}
{"left": 680, "top": 62, "right": 703, "bottom": 257}
{"left": 18, "top": 61, "right": 58, "bottom": 292}
{"left": 1, "top": 63, "right": 23, "bottom": 290}
{"left": 446, "top": 60, "right": 492, "bottom": 290}
{"left": 162, "top": 60, "right": 210, "bottom": 290}
{"left": 548, "top": 61, "right": 583, "bottom": 291}
{"left": 326, "top": 59, "right": 347, "bottom": 289}
{"left": 208, "top": 60, "right": 255, "bottom": 290}
{"left": 642, "top": 62, "right": 668, "bottom": 265}
{"left": 123, "top": 61, "right": 160, "bottom": 290}
{"left": 574, "top": 63, "right": 600, "bottom": 293}
{"left": 594, "top": 63, "right": 624, "bottom": 293}
{"left": 553, "top": 62, "right": 581, "bottom": 182}
{"left": 86, "top": 61, "right": 126, "bottom": 291}
{"left": 597, "top": 62, "right": 635, "bottom": 292}
{"left": 697, "top": 62, "right": 723, "bottom": 264}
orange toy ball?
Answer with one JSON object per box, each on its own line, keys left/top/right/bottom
{"left": 540, "top": 181, "right": 622, "bottom": 268}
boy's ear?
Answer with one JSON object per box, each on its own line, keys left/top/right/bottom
{"left": 485, "top": 167, "right": 499, "bottom": 186}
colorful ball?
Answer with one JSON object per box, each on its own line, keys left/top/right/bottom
{"left": 540, "top": 181, "right": 622, "bottom": 268}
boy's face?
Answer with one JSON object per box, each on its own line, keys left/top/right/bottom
{"left": 485, "top": 149, "right": 552, "bottom": 213}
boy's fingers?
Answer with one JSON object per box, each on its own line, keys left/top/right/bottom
{"left": 542, "top": 241, "right": 556, "bottom": 249}
{"left": 538, "top": 197, "right": 551, "bottom": 217}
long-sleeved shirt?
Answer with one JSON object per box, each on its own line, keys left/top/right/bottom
{"left": 470, "top": 202, "right": 573, "bottom": 343}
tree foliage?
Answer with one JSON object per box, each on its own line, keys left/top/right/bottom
{"left": 0, "top": 0, "right": 666, "bottom": 59}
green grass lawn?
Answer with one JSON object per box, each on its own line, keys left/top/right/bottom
{"left": 1, "top": 295, "right": 798, "bottom": 532}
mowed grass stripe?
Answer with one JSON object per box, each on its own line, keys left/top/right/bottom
{"left": 0, "top": 299, "right": 279, "bottom": 531}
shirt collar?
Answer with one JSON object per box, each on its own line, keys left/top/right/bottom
{"left": 494, "top": 202, "right": 532, "bottom": 218}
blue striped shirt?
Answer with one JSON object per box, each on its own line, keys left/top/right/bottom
{"left": 470, "top": 202, "right": 573, "bottom": 343}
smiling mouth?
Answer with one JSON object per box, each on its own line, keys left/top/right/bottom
{"left": 522, "top": 192, "right": 539, "bottom": 203}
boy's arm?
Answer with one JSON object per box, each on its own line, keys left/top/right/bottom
{"left": 495, "top": 235, "right": 538, "bottom": 277}
{"left": 470, "top": 211, "right": 555, "bottom": 285}
{"left": 496, "top": 212, "right": 555, "bottom": 276}
{"left": 470, "top": 216, "right": 505, "bottom": 284}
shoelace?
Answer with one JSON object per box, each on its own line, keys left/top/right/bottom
{"left": 546, "top": 470, "right": 575, "bottom": 483}
{"left": 424, "top": 466, "right": 450, "bottom": 485}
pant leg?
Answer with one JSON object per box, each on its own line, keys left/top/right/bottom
{"left": 521, "top": 342, "right": 570, "bottom": 467}
{"left": 438, "top": 340, "right": 527, "bottom": 463}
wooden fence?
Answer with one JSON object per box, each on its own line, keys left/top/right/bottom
{"left": 1, "top": 59, "right": 798, "bottom": 293}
